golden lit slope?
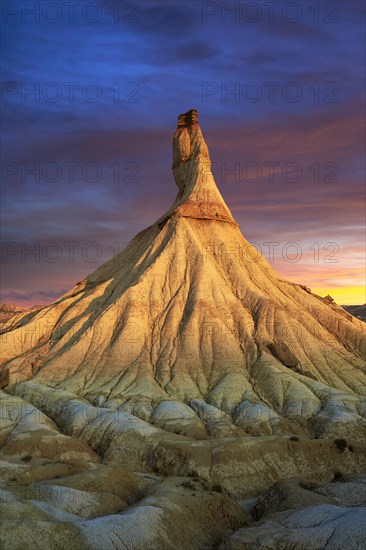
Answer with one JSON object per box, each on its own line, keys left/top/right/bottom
{"left": 1, "top": 109, "right": 365, "bottom": 439}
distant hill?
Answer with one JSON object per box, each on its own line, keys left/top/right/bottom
{"left": 343, "top": 304, "right": 366, "bottom": 322}
{"left": 0, "top": 303, "right": 42, "bottom": 324}
{"left": 0, "top": 303, "right": 30, "bottom": 323}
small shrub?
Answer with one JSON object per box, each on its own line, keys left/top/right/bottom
{"left": 332, "top": 471, "right": 345, "bottom": 482}
{"left": 187, "top": 469, "right": 199, "bottom": 478}
{"left": 150, "top": 446, "right": 189, "bottom": 476}
{"left": 299, "top": 481, "right": 317, "bottom": 490}
{"left": 289, "top": 436, "right": 299, "bottom": 442}
{"left": 180, "top": 480, "right": 195, "bottom": 490}
{"left": 212, "top": 484, "right": 223, "bottom": 493}
{"left": 334, "top": 438, "right": 347, "bottom": 453}
{"left": 21, "top": 454, "right": 32, "bottom": 462}
{"left": 348, "top": 445, "right": 354, "bottom": 453}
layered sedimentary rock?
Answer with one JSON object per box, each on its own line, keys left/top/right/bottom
{"left": 0, "top": 109, "right": 365, "bottom": 441}
{"left": 1, "top": 110, "right": 366, "bottom": 548}
{"left": 0, "top": 304, "right": 31, "bottom": 324}
{"left": 1, "top": 388, "right": 365, "bottom": 549}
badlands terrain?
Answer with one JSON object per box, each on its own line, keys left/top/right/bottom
{"left": 343, "top": 304, "right": 366, "bottom": 322}
{"left": 0, "top": 110, "right": 365, "bottom": 548}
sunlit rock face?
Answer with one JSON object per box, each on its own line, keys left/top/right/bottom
{"left": 1, "top": 110, "right": 366, "bottom": 550}
{"left": 0, "top": 109, "right": 365, "bottom": 443}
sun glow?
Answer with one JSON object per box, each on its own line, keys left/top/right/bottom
{"left": 311, "top": 286, "right": 366, "bottom": 306}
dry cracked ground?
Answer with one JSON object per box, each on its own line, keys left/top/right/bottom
{"left": 1, "top": 388, "right": 365, "bottom": 549}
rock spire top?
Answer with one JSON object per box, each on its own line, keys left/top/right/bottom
{"left": 155, "top": 109, "right": 237, "bottom": 227}
{"left": 177, "top": 109, "right": 199, "bottom": 128}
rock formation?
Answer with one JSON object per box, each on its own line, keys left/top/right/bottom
{"left": 1, "top": 109, "right": 365, "bottom": 440}
{"left": 0, "top": 109, "right": 365, "bottom": 549}
{"left": 0, "top": 303, "right": 31, "bottom": 324}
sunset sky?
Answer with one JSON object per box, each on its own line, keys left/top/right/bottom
{"left": 1, "top": 0, "right": 365, "bottom": 307}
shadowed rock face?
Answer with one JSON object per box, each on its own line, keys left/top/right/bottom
{"left": 220, "top": 477, "right": 366, "bottom": 550}
{"left": 0, "top": 109, "right": 365, "bottom": 441}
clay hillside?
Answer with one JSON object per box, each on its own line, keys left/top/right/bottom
{"left": 0, "top": 110, "right": 365, "bottom": 549}
{"left": 1, "top": 108, "right": 365, "bottom": 439}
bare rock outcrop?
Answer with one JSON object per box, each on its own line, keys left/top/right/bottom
{"left": 0, "top": 109, "right": 365, "bottom": 442}
{"left": 0, "top": 110, "right": 365, "bottom": 548}
{"left": 221, "top": 476, "right": 366, "bottom": 550}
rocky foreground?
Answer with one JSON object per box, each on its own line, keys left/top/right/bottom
{"left": 1, "top": 389, "right": 365, "bottom": 549}
{"left": 1, "top": 110, "right": 365, "bottom": 548}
